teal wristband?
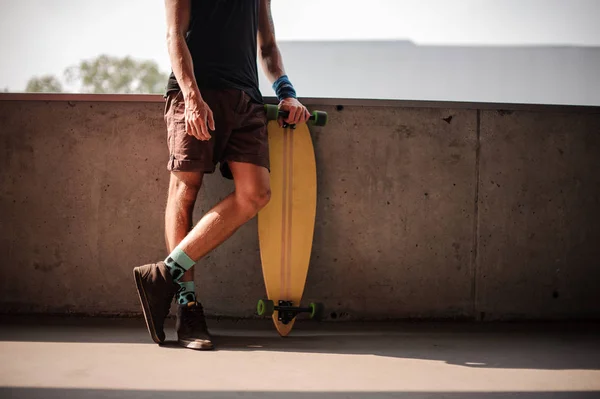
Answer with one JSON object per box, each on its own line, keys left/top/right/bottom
{"left": 272, "top": 75, "right": 297, "bottom": 101}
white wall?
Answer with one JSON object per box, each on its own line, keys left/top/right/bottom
{"left": 260, "top": 41, "right": 600, "bottom": 106}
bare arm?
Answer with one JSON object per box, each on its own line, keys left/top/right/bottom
{"left": 165, "top": 0, "right": 197, "bottom": 98}
{"left": 257, "top": 0, "right": 309, "bottom": 124}
{"left": 257, "top": 0, "right": 285, "bottom": 83}
{"left": 165, "top": 0, "right": 214, "bottom": 140}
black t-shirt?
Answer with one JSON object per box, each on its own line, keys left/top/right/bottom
{"left": 166, "top": 0, "right": 262, "bottom": 104}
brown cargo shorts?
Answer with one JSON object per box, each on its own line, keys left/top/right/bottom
{"left": 164, "top": 88, "right": 269, "bottom": 179}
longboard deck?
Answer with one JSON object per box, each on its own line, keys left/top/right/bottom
{"left": 257, "top": 120, "right": 317, "bottom": 336}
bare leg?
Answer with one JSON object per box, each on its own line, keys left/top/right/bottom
{"left": 165, "top": 171, "right": 204, "bottom": 282}
{"left": 177, "top": 161, "right": 271, "bottom": 261}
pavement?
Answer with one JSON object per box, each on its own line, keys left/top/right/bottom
{"left": 1, "top": 316, "right": 599, "bottom": 398}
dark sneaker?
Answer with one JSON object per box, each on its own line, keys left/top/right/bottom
{"left": 176, "top": 301, "right": 214, "bottom": 350}
{"left": 133, "top": 261, "right": 178, "bottom": 344}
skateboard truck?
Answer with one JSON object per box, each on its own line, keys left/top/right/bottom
{"left": 264, "top": 104, "right": 328, "bottom": 129}
{"left": 257, "top": 299, "right": 324, "bottom": 324}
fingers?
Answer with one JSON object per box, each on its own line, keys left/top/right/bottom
{"left": 285, "top": 107, "right": 298, "bottom": 125}
{"left": 186, "top": 114, "right": 209, "bottom": 140}
{"left": 207, "top": 108, "right": 216, "bottom": 132}
{"left": 287, "top": 107, "right": 311, "bottom": 125}
{"left": 185, "top": 108, "right": 214, "bottom": 141}
{"left": 187, "top": 115, "right": 201, "bottom": 140}
{"left": 192, "top": 117, "right": 207, "bottom": 141}
{"left": 276, "top": 99, "right": 312, "bottom": 127}
{"left": 199, "top": 114, "right": 210, "bottom": 140}
{"left": 279, "top": 99, "right": 311, "bottom": 125}
{"left": 302, "top": 108, "right": 311, "bottom": 124}
{"left": 186, "top": 116, "right": 199, "bottom": 140}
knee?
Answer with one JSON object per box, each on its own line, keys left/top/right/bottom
{"left": 169, "top": 174, "right": 202, "bottom": 205}
{"left": 255, "top": 188, "right": 272, "bottom": 210}
{"left": 237, "top": 187, "right": 271, "bottom": 215}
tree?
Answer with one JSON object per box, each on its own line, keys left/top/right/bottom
{"left": 25, "top": 75, "right": 63, "bottom": 93}
{"left": 65, "top": 54, "right": 168, "bottom": 94}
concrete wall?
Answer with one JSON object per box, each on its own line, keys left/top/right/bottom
{"left": 1, "top": 95, "right": 599, "bottom": 320}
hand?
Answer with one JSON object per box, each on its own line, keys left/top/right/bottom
{"left": 278, "top": 97, "right": 310, "bottom": 127}
{"left": 184, "top": 90, "right": 215, "bottom": 141}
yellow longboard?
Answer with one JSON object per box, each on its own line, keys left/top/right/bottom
{"left": 257, "top": 105, "right": 327, "bottom": 336}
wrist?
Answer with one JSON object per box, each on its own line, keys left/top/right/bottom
{"left": 183, "top": 87, "right": 202, "bottom": 104}
{"left": 272, "top": 74, "right": 297, "bottom": 101}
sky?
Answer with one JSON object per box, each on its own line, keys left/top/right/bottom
{"left": 1, "top": 0, "right": 599, "bottom": 97}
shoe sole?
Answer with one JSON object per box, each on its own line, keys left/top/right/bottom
{"left": 133, "top": 267, "right": 163, "bottom": 345}
{"left": 178, "top": 338, "right": 214, "bottom": 351}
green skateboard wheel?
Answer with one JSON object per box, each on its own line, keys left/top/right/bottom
{"left": 264, "top": 104, "right": 279, "bottom": 121}
{"left": 311, "top": 111, "right": 328, "bottom": 127}
{"left": 309, "top": 302, "right": 324, "bottom": 320}
{"left": 257, "top": 299, "right": 275, "bottom": 317}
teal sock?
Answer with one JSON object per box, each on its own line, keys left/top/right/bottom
{"left": 165, "top": 248, "right": 197, "bottom": 305}
{"left": 164, "top": 247, "right": 195, "bottom": 281}
{"left": 176, "top": 281, "right": 197, "bottom": 305}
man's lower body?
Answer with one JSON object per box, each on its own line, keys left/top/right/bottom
{"left": 134, "top": 88, "right": 270, "bottom": 350}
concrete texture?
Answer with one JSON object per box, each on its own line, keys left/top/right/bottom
{"left": 0, "top": 100, "right": 176, "bottom": 315}
{"left": 0, "top": 97, "right": 599, "bottom": 320}
{"left": 1, "top": 317, "right": 600, "bottom": 398}
{"left": 477, "top": 110, "right": 600, "bottom": 319}
{"left": 307, "top": 106, "right": 477, "bottom": 319}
